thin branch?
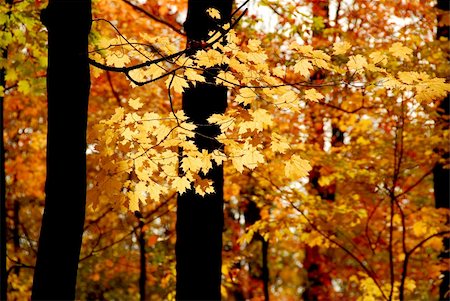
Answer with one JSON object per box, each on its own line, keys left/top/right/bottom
{"left": 89, "top": 7, "right": 248, "bottom": 73}
{"left": 289, "top": 201, "right": 389, "bottom": 301}
{"left": 106, "top": 71, "right": 122, "bottom": 106}
{"left": 399, "top": 231, "right": 450, "bottom": 301}
{"left": 122, "top": 0, "right": 184, "bottom": 35}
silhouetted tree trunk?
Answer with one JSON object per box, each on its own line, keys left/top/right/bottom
{"left": 31, "top": 0, "right": 91, "bottom": 299}
{"left": 0, "top": 1, "right": 13, "bottom": 299}
{"left": 176, "top": 0, "right": 232, "bottom": 299}
{"left": 435, "top": 1, "right": 449, "bottom": 299}
{"left": 136, "top": 212, "right": 147, "bottom": 301}
{"left": 243, "top": 199, "right": 270, "bottom": 301}
{"left": 0, "top": 24, "right": 8, "bottom": 301}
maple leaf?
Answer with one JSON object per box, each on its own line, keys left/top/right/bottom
{"left": 332, "top": 41, "right": 351, "bottom": 55}
{"left": 304, "top": 88, "right": 324, "bottom": 102}
{"left": 235, "top": 87, "right": 257, "bottom": 106}
{"left": 347, "top": 54, "right": 368, "bottom": 74}
{"left": 216, "top": 71, "right": 239, "bottom": 87}
{"left": 165, "top": 74, "right": 189, "bottom": 94}
{"left": 293, "top": 59, "right": 314, "bottom": 78}
{"left": 285, "top": 155, "right": 311, "bottom": 179}
{"left": 106, "top": 52, "right": 130, "bottom": 67}
{"left": 248, "top": 39, "right": 261, "bottom": 52}
{"left": 272, "top": 66, "right": 285, "bottom": 77}
{"left": 369, "top": 51, "right": 388, "bottom": 66}
{"left": 184, "top": 68, "right": 206, "bottom": 85}
{"left": 211, "top": 150, "right": 226, "bottom": 165}
{"left": 196, "top": 49, "right": 224, "bottom": 68}
{"left": 250, "top": 109, "right": 273, "bottom": 129}
{"left": 128, "top": 97, "right": 144, "bottom": 110}
{"left": 206, "top": 7, "right": 221, "bottom": 19}
{"left": 270, "top": 133, "right": 289, "bottom": 154}
{"left": 181, "top": 155, "right": 203, "bottom": 173}
{"left": 388, "top": 42, "right": 413, "bottom": 60}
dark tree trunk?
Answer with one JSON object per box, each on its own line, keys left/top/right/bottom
{"left": 31, "top": 0, "right": 91, "bottom": 299}
{"left": 243, "top": 199, "right": 270, "bottom": 300}
{"left": 0, "top": 1, "right": 13, "bottom": 299}
{"left": 261, "top": 238, "right": 269, "bottom": 301}
{"left": 176, "top": 1, "right": 232, "bottom": 300}
{"left": 0, "top": 30, "right": 8, "bottom": 301}
{"left": 137, "top": 217, "right": 147, "bottom": 301}
{"left": 435, "top": 2, "right": 450, "bottom": 300}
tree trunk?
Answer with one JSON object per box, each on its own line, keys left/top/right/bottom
{"left": 435, "top": 1, "right": 450, "bottom": 299}
{"left": 262, "top": 238, "right": 269, "bottom": 301}
{"left": 0, "top": 1, "right": 13, "bottom": 299}
{"left": 31, "top": 0, "right": 91, "bottom": 299}
{"left": 137, "top": 217, "right": 147, "bottom": 301}
{"left": 0, "top": 30, "right": 8, "bottom": 301}
{"left": 176, "top": 1, "right": 232, "bottom": 300}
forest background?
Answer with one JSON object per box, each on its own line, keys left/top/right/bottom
{"left": 0, "top": 0, "right": 449, "bottom": 300}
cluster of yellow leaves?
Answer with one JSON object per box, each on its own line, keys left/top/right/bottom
{"left": 88, "top": 16, "right": 450, "bottom": 212}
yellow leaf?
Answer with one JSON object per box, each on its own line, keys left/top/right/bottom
{"left": 128, "top": 97, "right": 144, "bottom": 110}
{"left": 211, "top": 150, "right": 226, "bottom": 165}
{"left": 285, "top": 155, "right": 311, "bottom": 179}
{"left": 333, "top": 41, "right": 351, "bottom": 55}
{"left": 216, "top": 71, "right": 239, "bottom": 87}
{"left": 128, "top": 191, "right": 140, "bottom": 212}
{"left": 106, "top": 52, "right": 130, "bottom": 67}
{"left": 206, "top": 7, "right": 221, "bottom": 19}
{"left": 196, "top": 49, "right": 224, "bottom": 68}
{"left": 172, "top": 176, "right": 191, "bottom": 195}
{"left": 248, "top": 39, "right": 261, "bottom": 52}
{"left": 199, "top": 150, "right": 213, "bottom": 173}
{"left": 304, "top": 88, "right": 324, "bottom": 102}
{"left": 270, "top": 133, "right": 289, "bottom": 154}
{"left": 135, "top": 181, "right": 148, "bottom": 204}
{"left": 18, "top": 80, "right": 31, "bottom": 94}
{"left": 388, "top": 42, "right": 413, "bottom": 60}
{"left": 251, "top": 109, "right": 273, "bottom": 129}
{"left": 148, "top": 182, "right": 166, "bottom": 202}
{"left": 207, "top": 113, "right": 235, "bottom": 132}
{"left": 412, "top": 221, "right": 428, "bottom": 236}
{"left": 143, "top": 64, "right": 165, "bottom": 80}
{"left": 166, "top": 74, "right": 189, "bottom": 94}
{"left": 235, "top": 87, "right": 257, "bottom": 106}
{"left": 181, "top": 155, "right": 203, "bottom": 173}
{"left": 293, "top": 59, "right": 313, "bottom": 78}
{"left": 241, "top": 143, "right": 265, "bottom": 170}
{"left": 369, "top": 51, "right": 388, "bottom": 66}
{"left": 184, "top": 68, "right": 206, "bottom": 84}
{"left": 347, "top": 55, "right": 368, "bottom": 74}
{"left": 272, "top": 66, "right": 285, "bottom": 77}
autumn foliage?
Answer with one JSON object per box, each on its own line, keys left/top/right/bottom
{"left": 1, "top": 0, "right": 449, "bottom": 300}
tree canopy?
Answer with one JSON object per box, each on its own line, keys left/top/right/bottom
{"left": 1, "top": 0, "right": 449, "bottom": 300}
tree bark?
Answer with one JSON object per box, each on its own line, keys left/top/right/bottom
{"left": 176, "top": 1, "right": 232, "bottom": 300}
{"left": 0, "top": 31, "right": 8, "bottom": 301}
{"left": 137, "top": 215, "right": 147, "bottom": 301}
{"left": 435, "top": 2, "right": 450, "bottom": 300}
{"left": 0, "top": 1, "right": 13, "bottom": 299}
{"left": 31, "top": 0, "right": 91, "bottom": 299}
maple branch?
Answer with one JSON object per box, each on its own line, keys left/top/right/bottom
{"left": 394, "top": 167, "right": 434, "bottom": 199}
{"left": 399, "top": 230, "right": 450, "bottom": 301}
{"left": 88, "top": 7, "right": 247, "bottom": 73}
{"left": 83, "top": 207, "right": 114, "bottom": 231}
{"left": 288, "top": 201, "right": 389, "bottom": 301}
{"left": 106, "top": 71, "right": 123, "bottom": 106}
{"left": 122, "top": 0, "right": 184, "bottom": 35}
{"left": 79, "top": 193, "right": 176, "bottom": 262}
{"left": 365, "top": 197, "right": 385, "bottom": 253}
{"left": 6, "top": 263, "right": 34, "bottom": 276}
